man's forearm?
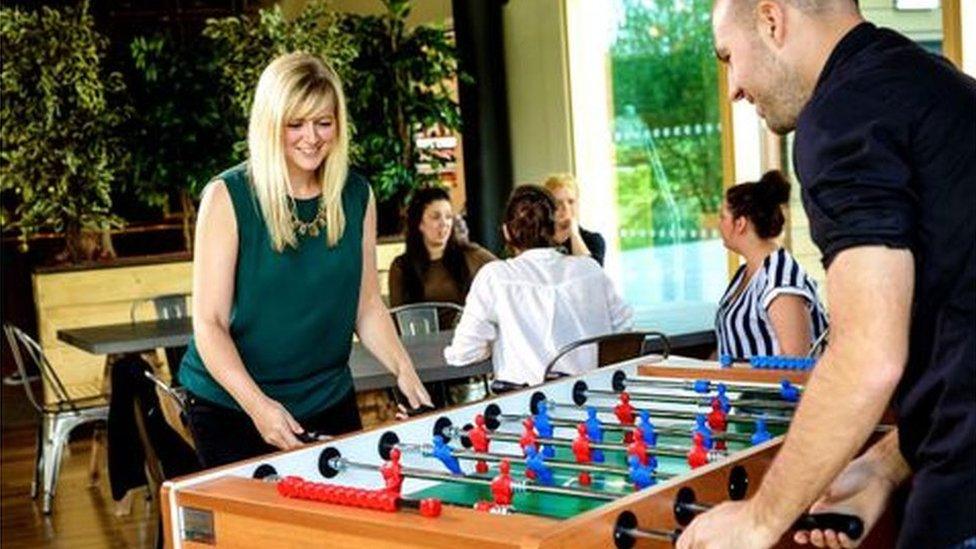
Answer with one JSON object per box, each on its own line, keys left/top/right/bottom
{"left": 750, "top": 349, "right": 899, "bottom": 534}
{"left": 751, "top": 246, "right": 914, "bottom": 538}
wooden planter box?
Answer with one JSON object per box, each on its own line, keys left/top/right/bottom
{"left": 32, "top": 253, "right": 193, "bottom": 404}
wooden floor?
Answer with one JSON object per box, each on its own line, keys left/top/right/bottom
{"left": 1, "top": 424, "right": 156, "bottom": 548}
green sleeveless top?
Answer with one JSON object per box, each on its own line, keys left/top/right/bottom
{"left": 179, "top": 162, "right": 369, "bottom": 419}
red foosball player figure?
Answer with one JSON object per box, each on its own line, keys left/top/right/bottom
{"left": 490, "top": 459, "right": 514, "bottom": 507}
{"left": 687, "top": 432, "right": 709, "bottom": 469}
{"left": 520, "top": 418, "right": 539, "bottom": 453}
{"left": 469, "top": 414, "right": 491, "bottom": 474}
{"left": 380, "top": 448, "right": 404, "bottom": 495}
{"left": 615, "top": 392, "right": 636, "bottom": 443}
{"left": 519, "top": 418, "right": 539, "bottom": 479}
{"left": 707, "top": 399, "right": 727, "bottom": 432}
{"left": 627, "top": 427, "right": 649, "bottom": 466}
{"left": 707, "top": 400, "right": 728, "bottom": 452}
{"left": 571, "top": 424, "right": 593, "bottom": 486}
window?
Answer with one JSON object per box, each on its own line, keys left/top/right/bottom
{"left": 568, "top": 0, "right": 727, "bottom": 335}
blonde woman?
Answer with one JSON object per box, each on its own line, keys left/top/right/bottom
{"left": 542, "top": 174, "right": 606, "bottom": 266}
{"left": 179, "top": 53, "right": 432, "bottom": 467}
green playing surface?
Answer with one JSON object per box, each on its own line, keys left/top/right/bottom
{"left": 407, "top": 422, "right": 780, "bottom": 520}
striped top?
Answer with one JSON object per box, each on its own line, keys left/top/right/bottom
{"left": 715, "top": 248, "right": 828, "bottom": 358}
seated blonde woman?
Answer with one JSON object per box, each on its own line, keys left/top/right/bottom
{"left": 543, "top": 173, "right": 606, "bottom": 266}
{"left": 444, "top": 186, "right": 633, "bottom": 392}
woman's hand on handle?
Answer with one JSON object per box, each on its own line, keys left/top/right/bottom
{"left": 248, "top": 397, "right": 305, "bottom": 450}
{"left": 396, "top": 366, "right": 434, "bottom": 410}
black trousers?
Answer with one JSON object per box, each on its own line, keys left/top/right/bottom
{"left": 186, "top": 390, "right": 362, "bottom": 468}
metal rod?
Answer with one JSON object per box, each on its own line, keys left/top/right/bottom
{"left": 394, "top": 442, "right": 661, "bottom": 478}
{"left": 517, "top": 415, "right": 755, "bottom": 443}
{"left": 586, "top": 388, "right": 797, "bottom": 411}
{"left": 618, "top": 527, "right": 680, "bottom": 542}
{"left": 625, "top": 375, "right": 797, "bottom": 395}
{"left": 547, "top": 399, "right": 793, "bottom": 426}
{"left": 481, "top": 430, "right": 692, "bottom": 459}
{"left": 679, "top": 501, "right": 712, "bottom": 514}
{"left": 334, "top": 458, "right": 621, "bottom": 501}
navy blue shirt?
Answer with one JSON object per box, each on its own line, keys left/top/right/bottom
{"left": 794, "top": 23, "right": 976, "bottom": 548}
{"left": 557, "top": 227, "right": 606, "bottom": 266}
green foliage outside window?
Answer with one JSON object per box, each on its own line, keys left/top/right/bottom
{"left": 0, "top": 3, "right": 130, "bottom": 261}
{"left": 611, "top": 0, "right": 723, "bottom": 250}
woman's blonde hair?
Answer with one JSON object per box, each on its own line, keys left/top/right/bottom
{"left": 542, "top": 173, "right": 578, "bottom": 196}
{"left": 247, "top": 52, "right": 351, "bottom": 251}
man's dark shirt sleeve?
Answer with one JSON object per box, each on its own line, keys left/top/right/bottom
{"left": 795, "top": 81, "right": 918, "bottom": 269}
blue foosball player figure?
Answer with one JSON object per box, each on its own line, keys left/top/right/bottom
{"left": 638, "top": 409, "right": 657, "bottom": 446}
{"left": 627, "top": 455, "right": 656, "bottom": 490}
{"left": 524, "top": 445, "right": 554, "bottom": 486}
{"left": 534, "top": 402, "right": 556, "bottom": 458}
{"left": 780, "top": 379, "right": 800, "bottom": 402}
{"left": 431, "top": 435, "right": 463, "bottom": 475}
{"left": 693, "top": 414, "right": 714, "bottom": 449}
{"left": 585, "top": 407, "right": 605, "bottom": 463}
{"left": 714, "top": 383, "right": 731, "bottom": 413}
{"left": 751, "top": 417, "right": 772, "bottom": 446}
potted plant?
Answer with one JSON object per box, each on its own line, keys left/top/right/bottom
{"left": 339, "top": 0, "right": 464, "bottom": 233}
{"left": 0, "top": 2, "right": 130, "bottom": 263}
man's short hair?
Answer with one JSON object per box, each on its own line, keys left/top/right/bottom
{"left": 729, "top": 0, "right": 858, "bottom": 22}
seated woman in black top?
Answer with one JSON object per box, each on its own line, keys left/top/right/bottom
{"left": 715, "top": 170, "right": 828, "bottom": 359}
{"left": 388, "top": 187, "right": 496, "bottom": 328}
{"left": 543, "top": 174, "right": 606, "bottom": 266}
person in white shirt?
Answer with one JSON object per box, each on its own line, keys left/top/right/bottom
{"left": 444, "top": 185, "right": 633, "bottom": 391}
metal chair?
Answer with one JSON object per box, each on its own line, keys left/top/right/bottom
{"left": 143, "top": 370, "right": 195, "bottom": 450}
{"left": 807, "top": 327, "right": 830, "bottom": 359}
{"left": 3, "top": 323, "right": 110, "bottom": 514}
{"left": 542, "top": 330, "right": 671, "bottom": 380}
{"left": 131, "top": 293, "right": 190, "bottom": 378}
{"left": 388, "top": 302, "right": 485, "bottom": 405}
{"left": 130, "top": 293, "right": 190, "bottom": 324}
{"left": 388, "top": 301, "right": 464, "bottom": 337}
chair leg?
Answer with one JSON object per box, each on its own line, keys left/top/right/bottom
{"left": 41, "top": 416, "right": 79, "bottom": 514}
{"left": 88, "top": 426, "right": 104, "bottom": 485}
{"left": 40, "top": 418, "right": 63, "bottom": 514}
{"left": 31, "top": 421, "right": 44, "bottom": 499}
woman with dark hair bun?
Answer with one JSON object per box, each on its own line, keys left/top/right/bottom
{"left": 388, "top": 187, "right": 496, "bottom": 327}
{"left": 715, "top": 170, "right": 828, "bottom": 359}
{"left": 444, "top": 185, "right": 632, "bottom": 392}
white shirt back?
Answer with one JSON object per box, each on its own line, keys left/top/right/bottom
{"left": 444, "top": 248, "right": 633, "bottom": 385}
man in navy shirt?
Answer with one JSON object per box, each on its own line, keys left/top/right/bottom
{"left": 678, "top": 1, "right": 975, "bottom": 548}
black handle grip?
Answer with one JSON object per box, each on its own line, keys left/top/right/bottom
{"left": 403, "top": 404, "right": 437, "bottom": 417}
{"left": 392, "top": 386, "right": 438, "bottom": 417}
{"left": 792, "top": 513, "right": 864, "bottom": 540}
{"left": 296, "top": 430, "right": 332, "bottom": 443}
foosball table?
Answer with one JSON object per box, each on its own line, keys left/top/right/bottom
{"left": 161, "top": 355, "right": 894, "bottom": 548}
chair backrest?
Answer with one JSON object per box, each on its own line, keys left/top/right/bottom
{"left": 130, "top": 293, "right": 190, "bottom": 324}
{"left": 143, "top": 370, "right": 195, "bottom": 449}
{"left": 543, "top": 330, "right": 672, "bottom": 379}
{"left": 389, "top": 302, "right": 464, "bottom": 337}
{"left": 807, "top": 327, "right": 829, "bottom": 359}
{"left": 2, "top": 323, "right": 77, "bottom": 414}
